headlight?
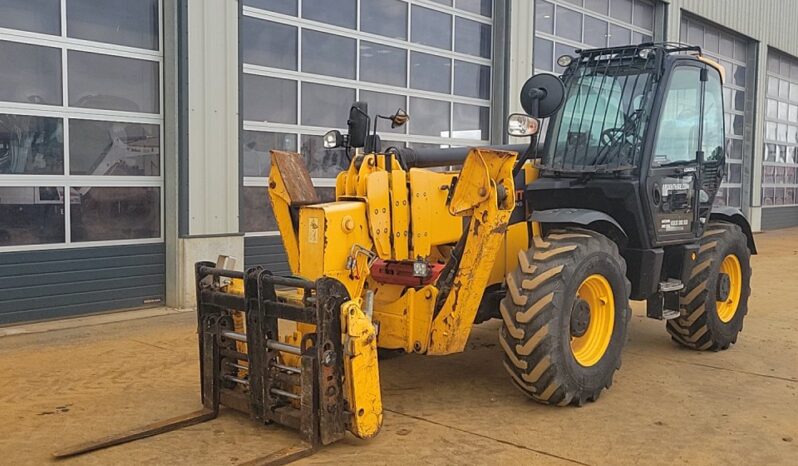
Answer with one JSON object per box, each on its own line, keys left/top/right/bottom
{"left": 557, "top": 54, "right": 573, "bottom": 68}
{"left": 323, "top": 130, "right": 343, "bottom": 149}
{"left": 506, "top": 113, "right": 540, "bottom": 137}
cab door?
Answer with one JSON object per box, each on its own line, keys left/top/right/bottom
{"left": 645, "top": 63, "right": 705, "bottom": 245}
{"left": 696, "top": 66, "right": 727, "bottom": 224}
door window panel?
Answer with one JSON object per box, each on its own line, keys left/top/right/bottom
{"left": 300, "top": 83, "right": 355, "bottom": 128}
{"left": 555, "top": 7, "right": 582, "bottom": 42}
{"left": 455, "top": 17, "right": 491, "bottom": 59}
{"left": 454, "top": 60, "right": 490, "bottom": 99}
{"left": 302, "top": 0, "right": 356, "bottom": 28}
{"left": 653, "top": 67, "right": 701, "bottom": 166}
{"left": 534, "top": 38, "right": 553, "bottom": 72}
{"left": 69, "top": 120, "right": 160, "bottom": 176}
{"left": 0, "top": 0, "right": 60, "bottom": 35}
{"left": 242, "top": 74, "right": 297, "bottom": 124}
{"left": 300, "top": 134, "right": 349, "bottom": 178}
{"left": 410, "top": 52, "right": 451, "bottom": 94}
{"left": 632, "top": 0, "right": 653, "bottom": 30}
{"left": 0, "top": 187, "right": 65, "bottom": 246}
{"left": 360, "top": 42, "right": 407, "bottom": 88}
{"left": 242, "top": 131, "right": 297, "bottom": 178}
{"left": 244, "top": 0, "right": 297, "bottom": 16}
{"left": 0, "top": 114, "right": 63, "bottom": 175}
{"left": 453, "top": 104, "right": 489, "bottom": 141}
{"left": 241, "top": 186, "right": 278, "bottom": 232}
{"left": 456, "top": 0, "right": 492, "bottom": 17}
{"left": 241, "top": 17, "right": 297, "bottom": 70}
{"left": 585, "top": 0, "right": 609, "bottom": 14}
{"left": 0, "top": 41, "right": 62, "bottom": 106}
{"left": 68, "top": 51, "right": 160, "bottom": 113}
{"left": 359, "top": 91, "right": 406, "bottom": 134}
{"left": 584, "top": 17, "right": 608, "bottom": 48}
{"left": 67, "top": 0, "right": 159, "bottom": 50}
{"left": 361, "top": 0, "right": 407, "bottom": 40}
{"left": 70, "top": 187, "right": 160, "bottom": 242}
{"left": 608, "top": 24, "right": 630, "bottom": 47}
{"left": 301, "top": 30, "right": 356, "bottom": 79}
{"left": 409, "top": 98, "right": 450, "bottom": 137}
{"left": 610, "top": 0, "right": 632, "bottom": 22}
{"left": 411, "top": 5, "right": 452, "bottom": 50}
{"left": 535, "top": 1, "right": 554, "bottom": 34}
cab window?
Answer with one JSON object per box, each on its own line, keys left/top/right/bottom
{"left": 702, "top": 69, "right": 725, "bottom": 162}
{"left": 652, "top": 67, "right": 702, "bottom": 166}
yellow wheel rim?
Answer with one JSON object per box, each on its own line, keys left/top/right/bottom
{"left": 717, "top": 254, "right": 742, "bottom": 323}
{"left": 570, "top": 274, "right": 615, "bottom": 367}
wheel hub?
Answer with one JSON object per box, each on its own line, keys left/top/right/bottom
{"left": 716, "top": 272, "right": 731, "bottom": 302}
{"left": 570, "top": 299, "right": 591, "bottom": 338}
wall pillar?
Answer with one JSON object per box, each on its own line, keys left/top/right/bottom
{"left": 166, "top": 0, "right": 242, "bottom": 309}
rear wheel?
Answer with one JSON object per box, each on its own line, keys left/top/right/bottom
{"left": 499, "top": 229, "right": 631, "bottom": 406}
{"left": 667, "top": 222, "right": 751, "bottom": 351}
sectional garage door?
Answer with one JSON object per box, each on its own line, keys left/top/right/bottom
{"left": 533, "top": 0, "right": 656, "bottom": 74}
{"left": 679, "top": 14, "right": 754, "bottom": 210}
{"left": 239, "top": 0, "right": 498, "bottom": 271}
{"left": 0, "top": 1, "right": 165, "bottom": 324}
{"left": 760, "top": 49, "right": 798, "bottom": 229}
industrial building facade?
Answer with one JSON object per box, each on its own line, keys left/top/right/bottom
{"left": 0, "top": 0, "right": 796, "bottom": 324}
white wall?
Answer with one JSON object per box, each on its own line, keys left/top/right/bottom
{"left": 186, "top": 0, "right": 240, "bottom": 236}
{"left": 166, "top": 0, "right": 243, "bottom": 308}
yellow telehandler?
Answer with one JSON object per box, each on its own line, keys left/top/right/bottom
{"left": 55, "top": 43, "right": 755, "bottom": 463}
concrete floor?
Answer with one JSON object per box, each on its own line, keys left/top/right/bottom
{"left": 1, "top": 229, "right": 797, "bottom": 465}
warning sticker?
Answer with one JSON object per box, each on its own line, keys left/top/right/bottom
{"left": 308, "top": 217, "right": 320, "bottom": 244}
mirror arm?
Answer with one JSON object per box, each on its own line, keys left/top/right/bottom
{"left": 512, "top": 134, "right": 538, "bottom": 178}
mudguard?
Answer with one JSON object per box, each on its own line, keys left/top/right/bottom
{"left": 710, "top": 206, "right": 757, "bottom": 254}
{"left": 529, "top": 208, "right": 627, "bottom": 244}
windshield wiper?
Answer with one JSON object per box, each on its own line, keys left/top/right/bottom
{"left": 655, "top": 159, "right": 696, "bottom": 168}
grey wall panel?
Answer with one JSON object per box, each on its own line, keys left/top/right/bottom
{"left": 761, "top": 207, "right": 798, "bottom": 230}
{"left": 244, "top": 236, "right": 290, "bottom": 274}
{"left": 0, "top": 243, "right": 165, "bottom": 325}
{"left": 668, "top": 1, "right": 798, "bottom": 57}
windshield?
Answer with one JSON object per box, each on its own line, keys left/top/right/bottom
{"left": 542, "top": 62, "right": 655, "bottom": 172}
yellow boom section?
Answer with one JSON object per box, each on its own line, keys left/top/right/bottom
{"left": 427, "top": 148, "right": 518, "bottom": 355}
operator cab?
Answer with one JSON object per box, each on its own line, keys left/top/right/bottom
{"left": 523, "top": 43, "right": 729, "bottom": 251}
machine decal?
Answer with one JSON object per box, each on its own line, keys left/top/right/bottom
{"left": 308, "top": 217, "right": 320, "bottom": 244}
{"left": 655, "top": 175, "right": 695, "bottom": 235}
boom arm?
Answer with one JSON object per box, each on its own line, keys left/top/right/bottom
{"left": 427, "top": 148, "right": 518, "bottom": 354}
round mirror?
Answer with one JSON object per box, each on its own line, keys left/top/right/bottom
{"left": 520, "top": 74, "right": 566, "bottom": 118}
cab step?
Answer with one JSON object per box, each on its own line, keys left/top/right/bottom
{"left": 646, "top": 279, "right": 684, "bottom": 320}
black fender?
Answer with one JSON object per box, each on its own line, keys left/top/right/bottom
{"left": 709, "top": 206, "right": 757, "bottom": 254}
{"left": 529, "top": 208, "right": 628, "bottom": 247}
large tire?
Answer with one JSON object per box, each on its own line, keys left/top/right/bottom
{"left": 499, "top": 229, "right": 631, "bottom": 406}
{"left": 667, "top": 221, "right": 751, "bottom": 351}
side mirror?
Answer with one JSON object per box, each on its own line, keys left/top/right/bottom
{"left": 348, "top": 101, "right": 369, "bottom": 148}
{"left": 520, "top": 73, "right": 565, "bottom": 118}
{"left": 389, "top": 109, "right": 409, "bottom": 128}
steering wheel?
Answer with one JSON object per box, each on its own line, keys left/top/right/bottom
{"left": 595, "top": 112, "right": 643, "bottom": 166}
{"left": 600, "top": 127, "right": 626, "bottom": 147}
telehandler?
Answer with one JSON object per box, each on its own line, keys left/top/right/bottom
{"left": 55, "top": 43, "right": 755, "bottom": 462}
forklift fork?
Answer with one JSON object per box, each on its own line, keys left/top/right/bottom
{"left": 53, "top": 262, "right": 351, "bottom": 463}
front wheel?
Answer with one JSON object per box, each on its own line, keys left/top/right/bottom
{"left": 667, "top": 222, "right": 752, "bottom": 351}
{"left": 499, "top": 229, "right": 630, "bottom": 406}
